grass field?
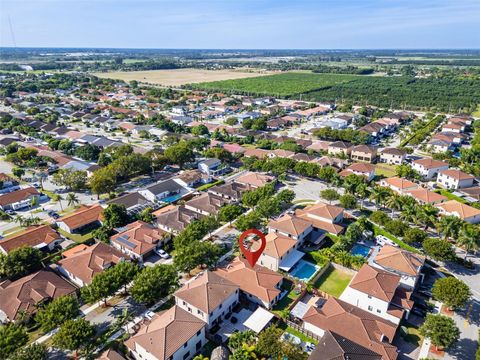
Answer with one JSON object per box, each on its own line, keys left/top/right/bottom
{"left": 314, "top": 267, "right": 353, "bottom": 297}
{"left": 191, "top": 72, "right": 359, "bottom": 96}
{"left": 93, "top": 68, "right": 275, "bottom": 86}
{"left": 434, "top": 189, "right": 467, "bottom": 203}
{"left": 375, "top": 163, "right": 397, "bottom": 177}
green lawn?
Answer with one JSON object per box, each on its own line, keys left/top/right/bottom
{"left": 399, "top": 322, "right": 424, "bottom": 346}
{"left": 472, "top": 105, "right": 480, "bottom": 117}
{"left": 434, "top": 189, "right": 467, "bottom": 203}
{"left": 375, "top": 164, "right": 397, "bottom": 177}
{"left": 272, "top": 280, "right": 301, "bottom": 316}
{"left": 57, "top": 228, "right": 95, "bottom": 243}
{"left": 314, "top": 267, "right": 353, "bottom": 297}
{"left": 372, "top": 224, "right": 419, "bottom": 253}
{"left": 285, "top": 326, "right": 318, "bottom": 345}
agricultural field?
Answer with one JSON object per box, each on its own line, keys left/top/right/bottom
{"left": 93, "top": 68, "right": 275, "bottom": 86}
{"left": 190, "top": 72, "right": 359, "bottom": 96}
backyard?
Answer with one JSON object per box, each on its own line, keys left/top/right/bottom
{"left": 272, "top": 279, "right": 302, "bottom": 316}
{"left": 314, "top": 266, "right": 353, "bottom": 297}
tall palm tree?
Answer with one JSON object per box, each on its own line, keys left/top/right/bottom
{"left": 418, "top": 204, "right": 439, "bottom": 231}
{"left": 66, "top": 193, "right": 79, "bottom": 208}
{"left": 437, "top": 215, "right": 463, "bottom": 241}
{"left": 458, "top": 225, "right": 480, "bottom": 259}
{"left": 400, "top": 203, "right": 417, "bottom": 223}
{"left": 356, "top": 183, "right": 369, "bottom": 209}
{"left": 53, "top": 194, "right": 64, "bottom": 212}
{"left": 369, "top": 186, "right": 391, "bottom": 209}
{"left": 385, "top": 194, "right": 403, "bottom": 215}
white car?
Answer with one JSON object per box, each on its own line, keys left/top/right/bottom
{"left": 144, "top": 311, "right": 155, "bottom": 320}
{"left": 155, "top": 248, "right": 170, "bottom": 259}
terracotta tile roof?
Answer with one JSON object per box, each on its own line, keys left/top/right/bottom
{"left": 351, "top": 145, "right": 377, "bottom": 154}
{"left": 268, "top": 214, "right": 312, "bottom": 237}
{"left": 347, "top": 163, "right": 376, "bottom": 173}
{"left": 349, "top": 265, "right": 400, "bottom": 302}
{"left": 438, "top": 169, "right": 475, "bottom": 181}
{"left": 264, "top": 232, "right": 297, "bottom": 258}
{"left": 307, "top": 141, "right": 331, "bottom": 152}
{"left": 125, "top": 306, "right": 206, "bottom": 360}
{"left": 296, "top": 203, "right": 344, "bottom": 222}
{"left": 312, "top": 330, "right": 382, "bottom": 360}
{"left": 381, "top": 177, "right": 418, "bottom": 191}
{"left": 303, "top": 297, "right": 398, "bottom": 360}
{"left": 235, "top": 172, "right": 275, "bottom": 188}
{"left": 98, "top": 349, "right": 126, "bottom": 360}
{"left": 0, "top": 269, "right": 77, "bottom": 321}
{"left": 272, "top": 149, "right": 295, "bottom": 158}
{"left": 58, "top": 242, "right": 126, "bottom": 285}
{"left": 436, "top": 200, "right": 480, "bottom": 220}
{"left": 374, "top": 245, "right": 425, "bottom": 277}
{"left": 381, "top": 148, "right": 406, "bottom": 156}
{"left": 174, "top": 271, "right": 238, "bottom": 313}
{"left": 208, "top": 182, "right": 251, "bottom": 201}
{"left": 329, "top": 141, "right": 352, "bottom": 149}
{"left": 62, "top": 244, "right": 89, "bottom": 258}
{"left": 110, "top": 221, "right": 167, "bottom": 256}
{"left": 412, "top": 158, "right": 449, "bottom": 169}
{"left": 185, "top": 193, "right": 230, "bottom": 215}
{"left": 215, "top": 257, "right": 283, "bottom": 303}
{"left": 57, "top": 205, "right": 104, "bottom": 231}
{"left": 310, "top": 156, "right": 347, "bottom": 169}
{"left": 0, "top": 187, "right": 39, "bottom": 207}
{"left": 405, "top": 188, "right": 447, "bottom": 204}
{"left": 243, "top": 148, "right": 269, "bottom": 159}
{"left": 0, "top": 225, "right": 61, "bottom": 254}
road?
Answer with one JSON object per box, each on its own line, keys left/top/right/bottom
{"left": 445, "top": 248, "right": 480, "bottom": 300}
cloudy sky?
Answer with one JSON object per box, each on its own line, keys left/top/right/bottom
{"left": 0, "top": 0, "right": 479, "bottom": 49}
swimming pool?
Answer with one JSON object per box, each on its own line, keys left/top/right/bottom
{"left": 290, "top": 260, "right": 319, "bottom": 282}
{"left": 162, "top": 193, "right": 183, "bottom": 203}
{"left": 351, "top": 244, "right": 371, "bottom": 257}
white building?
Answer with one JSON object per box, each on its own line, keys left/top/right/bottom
{"left": 437, "top": 169, "right": 475, "bottom": 190}
{"left": 412, "top": 158, "right": 449, "bottom": 179}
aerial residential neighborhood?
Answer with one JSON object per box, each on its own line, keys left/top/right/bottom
{"left": 1, "top": 2, "right": 480, "bottom": 360}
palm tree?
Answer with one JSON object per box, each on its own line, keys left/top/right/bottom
{"left": 385, "top": 194, "right": 403, "bottom": 215}
{"left": 437, "top": 215, "right": 463, "bottom": 241}
{"left": 53, "top": 194, "right": 64, "bottom": 212}
{"left": 418, "top": 204, "right": 439, "bottom": 231}
{"left": 458, "top": 225, "right": 480, "bottom": 259}
{"left": 369, "top": 186, "right": 391, "bottom": 209}
{"left": 400, "top": 203, "right": 417, "bottom": 223}
{"left": 66, "top": 193, "right": 79, "bottom": 208}
{"left": 356, "top": 183, "right": 369, "bottom": 209}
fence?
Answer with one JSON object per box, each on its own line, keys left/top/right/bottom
{"left": 285, "top": 319, "right": 322, "bottom": 342}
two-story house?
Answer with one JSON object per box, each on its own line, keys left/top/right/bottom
{"left": 436, "top": 169, "right": 475, "bottom": 189}
{"left": 267, "top": 214, "right": 313, "bottom": 242}
{"left": 379, "top": 148, "right": 406, "bottom": 165}
{"left": 350, "top": 145, "right": 377, "bottom": 163}
{"left": 412, "top": 158, "right": 449, "bottom": 180}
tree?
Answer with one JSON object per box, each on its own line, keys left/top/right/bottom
{"left": 235, "top": 211, "right": 262, "bottom": 232}
{"left": 191, "top": 124, "right": 209, "bottom": 136}
{"left": 130, "top": 264, "right": 179, "bottom": 305}
{"left": 0, "top": 323, "right": 28, "bottom": 359}
{"left": 164, "top": 141, "right": 194, "bottom": 169}
{"left": 8, "top": 343, "right": 48, "bottom": 360}
{"left": 35, "top": 295, "right": 80, "bottom": 332}
{"left": 432, "top": 277, "right": 471, "bottom": 310}
{"left": 52, "top": 193, "right": 64, "bottom": 211}
{"left": 403, "top": 228, "right": 427, "bottom": 244}
{"left": 276, "top": 189, "right": 295, "bottom": 206}
{"left": 419, "top": 314, "right": 459, "bottom": 350}
{"left": 437, "top": 215, "right": 463, "bottom": 241}
{"left": 0, "top": 246, "right": 43, "bottom": 280}
{"left": 74, "top": 144, "right": 100, "bottom": 161}
{"left": 81, "top": 270, "right": 117, "bottom": 306}
{"left": 218, "top": 204, "right": 244, "bottom": 223}
{"left": 66, "top": 192, "right": 79, "bottom": 208}
{"left": 369, "top": 186, "right": 392, "bottom": 209}
{"left": 339, "top": 193, "right": 357, "bottom": 209}
{"left": 320, "top": 189, "right": 340, "bottom": 204}
{"left": 111, "top": 261, "right": 139, "bottom": 294}
{"left": 174, "top": 241, "right": 223, "bottom": 274}
{"left": 458, "top": 224, "right": 480, "bottom": 259}
{"left": 103, "top": 204, "right": 130, "bottom": 229}
{"left": 395, "top": 164, "right": 420, "bottom": 180}
{"left": 12, "top": 167, "right": 25, "bottom": 179}
{"left": 89, "top": 168, "right": 116, "bottom": 196}
{"left": 256, "top": 326, "right": 283, "bottom": 359}
{"left": 52, "top": 318, "right": 96, "bottom": 358}
{"left": 228, "top": 330, "right": 256, "bottom": 351}
{"left": 136, "top": 207, "right": 155, "bottom": 223}
{"left": 422, "top": 238, "right": 456, "bottom": 261}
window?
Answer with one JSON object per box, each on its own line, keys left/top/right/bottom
{"left": 197, "top": 330, "right": 201, "bottom": 336}
{"left": 219, "top": 304, "right": 222, "bottom": 309}
{"left": 183, "top": 352, "right": 190, "bottom": 360}
{"left": 377, "top": 309, "right": 381, "bottom": 313}
{"left": 196, "top": 341, "right": 202, "bottom": 351}
{"left": 183, "top": 301, "right": 186, "bottom": 306}
{"left": 368, "top": 306, "right": 373, "bottom": 311}
{"left": 184, "top": 342, "right": 188, "bottom": 348}
{"left": 197, "top": 309, "right": 202, "bottom": 315}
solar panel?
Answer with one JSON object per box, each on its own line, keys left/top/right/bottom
{"left": 116, "top": 234, "right": 136, "bottom": 248}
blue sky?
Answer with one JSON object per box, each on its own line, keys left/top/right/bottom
{"left": 0, "top": 0, "right": 479, "bottom": 49}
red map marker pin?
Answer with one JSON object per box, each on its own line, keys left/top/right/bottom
{"left": 238, "top": 228, "right": 266, "bottom": 268}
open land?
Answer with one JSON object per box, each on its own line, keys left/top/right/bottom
{"left": 93, "top": 68, "right": 276, "bottom": 86}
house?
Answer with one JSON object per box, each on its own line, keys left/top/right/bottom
{"left": 340, "top": 163, "right": 376, "bottom": 182}
{"left": 412, "top": 158, "right": 449, "bottom": 179}
{"left": 370, "top": 245, "right": 425, "bottom": 290}
{"left": 110, "top": 221, "right": 169, "bottom": 261}
{"left": 174, "top": 271, "right": 239, "bottom": 328}
{"left": 154, "top": 205, "right": 204, "bottom": 234}
{"left": 302, "top": 297, "right": 398, "bottom": 360}
{"left": 379, "top": 177, "right": 418, "bottom": 195}
{"left": 350, "top": 145, "right": 377, "bottom": 163}
{"left": 198, "top": 158, "right": 228, "bottom": 179}
{"left": 267, "top": 214, "right": 313, "bottom": 242}
{"left": 0, "top": 269, "right": 77, "bottom": 323}
{"left": 295, "top": 203, "right": 345, "bottom": 238}
{"left": 106, "top": 192, "right": 155, "bottom": 215}
{"left": 243, "top": 148, "right": 269, "bottom": 159}
{"left": 437, "top": 169, "right": 475, "bottom": 189}
{"left": 340, "top": 265, "right": 414, "bottom": 324}
{"left": 461, "top": 186, "right": 480, "bottom": 201}
{"left": 307, "top": 141, "right": 331, "bottom": 153}
{"left": 436, "top": 200, "right": 480, "bottom": 224}
{"left": 175, "top": 170, "right": 209, "bottom": 187}
{"left": 139, "top": 179, "right": 188, "bottom": 203}
{"left": 311, "top": 156, "right": 348, "bottom": 169}
{"left": 234, "top": 172, "right": 275, "bottom": 189}
{"left": 379, "top": 148, "right": 406, "bottom": 166}
{"left": 98, "top": 349, "right": 126, "bottom": 360}
{"left": 56, "top": 242, "right": 126, "bottom": 287}
{"left": 208, "top": 182, "right": 250, "bottom": 202}
{"left": 215, "top": 257, "right": 284, "bottom": 309}
{"left": 359, "top": 122, "right": 385, "bottom": 139}
{"left": 258, "top": 232, "right": 304, "bottom": 272}
{"left": 441, "top": 123, "right": 464, "bottom": 133}
{"left": 0, "top": 187, "right": 40, "bottom": 210}
{"left": 405, "top": 188, "right": 447, "bottom": 205}
{"left": 184, "top": 193, "right": 230, "bottom": 216}
{"left": 427, "top": 139, "right": 453, "bottom": 153}
{"left": 125, "top": 306, "right": 206, "bottom": 360}
{"left": 0, "top": 173, "right": 17, "bottom": 189}
{"left": 328, "top": 141, "right": 352, "bottom": 157}
{"left": 0, "top": 225, "right": 62, "bottom": 255}
{"left": 56, "top": 204, "right": 103, "bottom": 234}
{"left": 311, "top": 330, "right": 382, "bottom": 360}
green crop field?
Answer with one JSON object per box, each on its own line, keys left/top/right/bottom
{"left": 189, "top": 72, "right": 359, "bottom": 96}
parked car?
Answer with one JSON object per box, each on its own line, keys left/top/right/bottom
{"left": 155, "top": 248, "right": 170, "bottom": 259}
{"left": 6, "top": 209, "right": 16, "bottom": 215}
{"left": 144, "top": 311, "right": 155, "bottom": 320}
{"left": 304, "top": 342, "right": 316, "bottom": 353}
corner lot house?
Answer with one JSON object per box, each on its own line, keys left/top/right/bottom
{"left": 57, "top": 242, "right": 126, "bottom": 287}
{"left": 125, "top": 306, "right": 206, "bottom": 360}
{"left": 174, "top": 271, "right": 239, "bottom": 328}
{"left": 110, "top": 221, "right": 169, "bottom": 261}
{"left": 0, "top": 269, "right": 77, "bottom": 322}
{"left": 436, "top": 169, "right": 475, "bottom": 189}
{"left": 215, "top": 257, "right": 284, "bottom": 309}
{"left": 0, "top": 225, "right": 62, "bottom": 255}
{"left": 0, "top": 187, "right": 40, "bottom": 210}
{"left": 56, "top": 204, "right": 104, "bottom": 234}
{"left": 302, "top": 297, "right": 398, "bottom": 360}
{"left": 379, "top": 148, "right": 405, "bottom": 165}
{"left": 436, "top": 200, "right": 480, "bottom": 224}
{"left": 412, "top": 158, "right": 449, "bottom": 179}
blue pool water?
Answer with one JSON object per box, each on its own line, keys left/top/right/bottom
{"left": 162, "top": 193, "right": 183, "bottom": 203}
{"left": 290, "top": 260, "right": 319, "bottom": 282}
{"left": 351, "top": 244, "right": 371, "bottom": 257}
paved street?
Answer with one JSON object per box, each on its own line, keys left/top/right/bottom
{"left": 445, "top": 249, "right": 480, "bottom": 300}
